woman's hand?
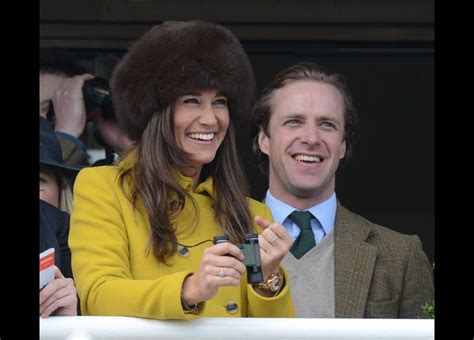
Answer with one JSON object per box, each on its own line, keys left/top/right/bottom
{"left": 40, "top": 266, "right": 78, "bottom": 318}
{"left": 181, "top": 242, "right": 246, "bottom": 306}
{"left": 254, "top": 216, "right": 293, "bottom": 282}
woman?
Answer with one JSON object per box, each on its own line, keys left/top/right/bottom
{"left": 40, "top": 116, "right": 76, "bottom": 215}
{"left": 39, "top": 116, "right": 81, "bottom": 317}
{"left": 69, "top": 20, "right": 294, "bottom": 319}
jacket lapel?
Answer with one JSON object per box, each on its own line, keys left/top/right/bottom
{"left": 334, "top": 204, "right": 377, "bottom": 318}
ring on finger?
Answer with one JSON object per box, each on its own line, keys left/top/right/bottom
{"left": 270, "top": 235, "right": 279, "bottom": 245}
{"left": 218, "top": 267, "right": 226, "bottom": 278}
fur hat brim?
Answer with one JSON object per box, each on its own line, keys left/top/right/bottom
{"left": 111, "top": 20, "right": 255, "bottom": 141}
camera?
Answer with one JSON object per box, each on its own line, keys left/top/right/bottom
{"left": 82, "top": 77, "right": 115, "bottom": 119}
{"left": 213, "top": 233, "right": 263, "bottom": 284}
{"left": 46, "top": 76, "right": 115, "bottom": 122}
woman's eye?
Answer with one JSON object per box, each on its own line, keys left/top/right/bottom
{"left": 213, "top": 98, "right": 228, "bottom": 106}
{"left": 183, "top": 98, "right": 199, "bottom": 105}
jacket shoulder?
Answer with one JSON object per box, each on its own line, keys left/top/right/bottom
{"left": 337, "top": 204, "right": 423, "bottom": 252}
{"left": 76, "top": 164, "right": 119, "bottom": 178}
{"left": 73, "top": 165, "right": 127, "bottom": 199}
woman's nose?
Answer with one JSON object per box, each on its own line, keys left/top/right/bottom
{"left": 198, "top": 107, "right": 218, "bottom": 125}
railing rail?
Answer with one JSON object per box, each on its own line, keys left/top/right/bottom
{"left": 40, "top": 316, "right": 434, "bottom": 340}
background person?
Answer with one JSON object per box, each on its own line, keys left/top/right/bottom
{"left": 39, "top": 116, "right": 81, "bottom": 317}
{"left": 40, "top": 48, "right": 133, "bottom": 166}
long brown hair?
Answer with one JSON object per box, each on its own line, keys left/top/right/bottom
{"left": 119, "top": 104, "right": 254, "bottom": 263}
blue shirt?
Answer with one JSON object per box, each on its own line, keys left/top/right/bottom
{"left": 264, "top": 190, "right": 337, "bottom": 244}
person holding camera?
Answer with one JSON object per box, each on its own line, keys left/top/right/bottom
{"left": 40, "top": 48, "right": 133, "bottom": 166}
{"left": 40, "top": 49, "right": 90, "bottom": 166}
{"left": 69, "top": 21, "right": 294, "bottom": 319}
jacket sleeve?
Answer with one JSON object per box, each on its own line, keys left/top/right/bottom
{"left": 57, "top": 134, "right": 88, "bottom": 167}
{"left": 246, "top": 203, "right": 295, "bottom": 317}
{"left": 398, "top": 235, "right": 434, "bottom": 318}
{"left": 69, "top": 167, "right": 202, "bottom": 319}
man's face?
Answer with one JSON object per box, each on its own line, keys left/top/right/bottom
{"left": 258, "top": 80, "right": 346, "bottom": 206}
{"left": 39, "top": 73, "right": 68, "bottom": 118}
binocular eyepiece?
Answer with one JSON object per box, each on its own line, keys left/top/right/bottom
{"left": 213, "top": 233, "right": 263, "bottom": 284}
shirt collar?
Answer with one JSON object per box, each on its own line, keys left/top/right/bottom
{"left": 264, "top": 190, "right": 337, "bottom": 236}
{"left": 264, "top": 192, "right": 296, "bottom": 228}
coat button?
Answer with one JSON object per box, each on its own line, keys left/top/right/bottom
{"left": 177, "top": 245, "right": 189, "bottom": 257}
{"left": 225, "top": 301, "right": 238, "bottom": 314}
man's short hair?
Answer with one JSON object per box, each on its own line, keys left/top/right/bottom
{"left": 40, "top": 48, "right": 86, "bottom": 76}
{"left": 250, "top": 61, "right": 359, "bottom": 174}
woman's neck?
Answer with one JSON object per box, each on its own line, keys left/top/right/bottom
{"left": 180, "top": 166, "right": 202, "bottom": 189}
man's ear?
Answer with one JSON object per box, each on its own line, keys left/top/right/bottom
{"left": 258, "top": 129, "right": 270, "bottom": 156}
{"left": 339, "top": 139, "right": 346, "bottom": 160}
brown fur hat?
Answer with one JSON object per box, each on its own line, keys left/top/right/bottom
{"left": 111, "top": 20, "right": 256, "bottom": 141}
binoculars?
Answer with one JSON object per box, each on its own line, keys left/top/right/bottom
{"left": 82, "top": 77, "right": 115, "bottom": 120}
{"left": 47, "top": 76, "right": 115, "bottom": 122}
{"left": 213, "top": 233, "right": 263, "bottom": 284}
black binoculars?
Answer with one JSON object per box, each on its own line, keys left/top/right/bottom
{"left": 213, "top": 233, "right": 263, "bottom": 284}
{"left": 82, "top": 77, "right": 115, "bottom": 120}
{"left": 47, "top": 76, "right": 115, "bottom": 122}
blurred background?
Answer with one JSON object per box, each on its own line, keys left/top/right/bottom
{"left": 40, "top": 0, "right": 434, "bottom": 263}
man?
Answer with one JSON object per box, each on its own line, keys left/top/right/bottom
{"left": 40, "top": 48, "right": 132, "bottom": 166}
{"left": 250, "top": 61, "right": 433, "bottom": 318}
{"left": 40, "top": 48, "right": 92, "bottom": 166}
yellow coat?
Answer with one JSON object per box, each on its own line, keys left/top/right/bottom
{"left": 69, "top": 160, "right": 294, "bottom": 319}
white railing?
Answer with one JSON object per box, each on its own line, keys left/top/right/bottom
{"left": 40, "top": 316, "right": 434, "bottom": 340}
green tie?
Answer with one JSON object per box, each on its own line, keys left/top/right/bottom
{"left": 289, "top": 211, "right": 316, "bottom": 259}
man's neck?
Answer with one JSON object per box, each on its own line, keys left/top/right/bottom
{"left": 268, "top": 188, "right": 334, "bottom": 211}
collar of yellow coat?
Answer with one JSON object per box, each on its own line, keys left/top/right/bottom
{"left": 173, "top": 171, "right": 214, "bottom": 197}
{"left": 118, "top": 147, "right": 215, "bottom": 198}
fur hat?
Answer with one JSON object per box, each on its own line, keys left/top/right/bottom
{"left": 111, "top": 20, "right": 256, "bottom": 141}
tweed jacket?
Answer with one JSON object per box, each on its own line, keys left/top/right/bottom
{"left": 333, "top": 203, "right": 434, "bottom": 318}
{"left": 69, "top": 160, "right": 294, "bottom": 319}
{"left": 57, "top": 134, "right": 88, "bottom": 167}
